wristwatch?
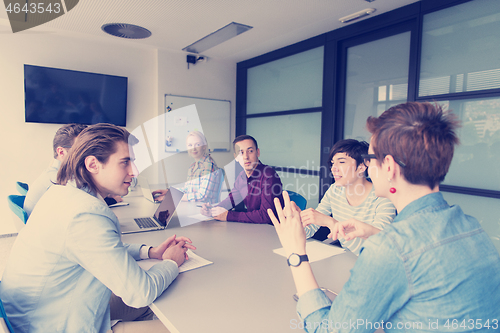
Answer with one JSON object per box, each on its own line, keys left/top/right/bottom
{"left": 287, "top": 253, "right": 309, "bottom": 267}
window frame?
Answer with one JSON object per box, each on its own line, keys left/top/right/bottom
{"left": 236, "top": 0, "right": 500, "bottom": 203}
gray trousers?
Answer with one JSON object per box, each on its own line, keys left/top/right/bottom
{"left": 108, "top": 293, "right": 170, "bottom": 333}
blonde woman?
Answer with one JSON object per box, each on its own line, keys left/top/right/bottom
{"left": 177, "top": 131, "right": 220, "bottom": 204}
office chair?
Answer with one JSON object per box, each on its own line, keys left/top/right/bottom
{"left": 8, "top": 195, "right": 28, "bottom": 225}
{"left": 0, "top": 282, "right": 15, "bottom": 333}
{"left": 16, "top": 181, "right": 28, "bottom": 195}
{"left": 287, "top": 190, "right": 307, "bottom": 210}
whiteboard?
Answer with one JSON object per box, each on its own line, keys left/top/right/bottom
{"left": 164, "top": 94, "right": 231, "bottom": 152}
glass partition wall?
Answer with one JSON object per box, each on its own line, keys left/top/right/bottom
{"left": 342, "top": 31, "right": 412, "bottom": 141}
{"left": 237, "top": 0, "right": 500, "bottom": 250}
{"left": 242, "top": 46, "right": 325, "bottom": 208}
{"left": 418, "top": 0, "right": 500, "bottom": 196}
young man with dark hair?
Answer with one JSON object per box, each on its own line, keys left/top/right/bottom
{"left": 301, "top": 139, "right": 395, "bottom": 255}
{"left": 24, "top": 123, "right": 87, "bottom": 216}
{"left": 201, "top": 135, "right": 284, "bottom": 223}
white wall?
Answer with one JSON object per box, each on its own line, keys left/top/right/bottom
{"left": 0, "top": 29, "right": 237, "bottom": 235}
{"left": 155, "top": 49, "right": 236, "bottom": 188}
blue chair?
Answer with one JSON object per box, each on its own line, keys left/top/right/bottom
{"left": 8, "top": 195, "right": 28, "bottom": 225}
{"left": 287, "top": 190, "right": 307, "bottom": 210}
{"left": 0, "top": 282, "right": 15, "bottom": 333}
{"left": 16, "top": 182, "right": 28, "bottom": 195}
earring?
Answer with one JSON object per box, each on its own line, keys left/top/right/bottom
{"left": 388, "top": 178, "right": 396, "bottom": 194}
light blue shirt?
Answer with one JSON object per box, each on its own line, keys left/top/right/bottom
{"left": 1, "top": 182, "right": 179, "bottom": 333}
{"left": 297, "top": 192, "right": 500, "bottom": 332}
{"left": 24, "top": 159, "right": 61, "bottom": 217}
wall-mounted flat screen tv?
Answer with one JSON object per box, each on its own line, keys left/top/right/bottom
{"left": 24, "top": 64, "right": 127, "bottom": 126}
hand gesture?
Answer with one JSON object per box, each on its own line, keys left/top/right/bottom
{"left": 211, "top": 207, "right": 228, "bottom": 221}
{"left": 149, "top": 234, "right": 196, "bottom": 261}
{"left": 162, "top": 241, "right": 188, "bottom": 267}
{"left": 300, "top": 208, "right": 336, "bottom": 229}
{"left": 329, "top": 218, "right": 380, "bottom": 241}
{"left": 200, "top": 203, "right": 212, "bottom": 217}
{"left": 267, "top": 191, "right": 306, "bottom": 256}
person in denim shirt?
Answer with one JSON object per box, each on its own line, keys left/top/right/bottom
{"left": 0, "top": 124, "right": 195, "bottom": 333}
{"left": 269, "top": 102, "right": 500, "bottom": 332}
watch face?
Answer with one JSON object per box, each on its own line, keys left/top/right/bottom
{"left": 288, "top": 254, "right": 301, "bottom": 266}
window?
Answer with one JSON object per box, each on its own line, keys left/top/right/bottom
{"left": 418, "top": 0, "right": 500, "bottom": 193}
{"left": 428, "top": 97, "right": 500, "bottom": 191}
{"left": 237, "top": 0, "right": 500, "bottom": 250}
{"left": 342, "top": 31, "right": 412, "bottom": 141}
{"left": 247, "top": 47, "right": 324, "bottom": 114}
{"left": 240, "top": 45, "right": 325, "bottom": 207}
{"left": 419, "top": 0, "right": 500, "bottom": 96}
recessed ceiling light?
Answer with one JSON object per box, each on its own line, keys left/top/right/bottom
{"left": 101, "top": 23, "right": 152, "bottom": 39}
{"left": 182, "top": 22, "right": 253, "bottom": 54}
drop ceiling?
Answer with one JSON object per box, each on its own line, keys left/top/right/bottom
{"left": 0, "top": 0, "right": 420, "bottom": 62}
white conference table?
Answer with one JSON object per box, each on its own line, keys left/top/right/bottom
{"left": 113, "top": 192, "right": 358, "bottom": 333}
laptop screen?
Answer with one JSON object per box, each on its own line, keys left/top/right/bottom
{"left": 153, "top": 187, "right": 184, "bottom": 226}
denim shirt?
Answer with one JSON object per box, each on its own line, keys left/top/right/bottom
{"left": 0, "top": 182, "right": 179, "bottom": 333}
{"left": 296, "top": 192, "right": 500, "bottom": 332}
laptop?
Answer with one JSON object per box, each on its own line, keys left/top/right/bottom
{"left": 119, "top": 187, "right": 184, "bottom": 234}
{"left": 138, "top": 176, "right": 161, "bottom": 203}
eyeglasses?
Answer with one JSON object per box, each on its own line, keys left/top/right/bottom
{"left": 361, "top": 154, "right": 406, "bottom": 168}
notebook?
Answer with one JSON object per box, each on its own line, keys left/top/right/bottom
{"left": 119, "top": 187, "right": 184, "bottom": 234}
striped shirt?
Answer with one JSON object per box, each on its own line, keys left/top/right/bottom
{"left": 178, "top": 154, "right": 220, "bottom": 204}
{"left": 305, "top": 184, "right": 396, "bottom": 255}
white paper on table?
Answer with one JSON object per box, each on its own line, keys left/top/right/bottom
{"left": 273, "top": 240, "right": 345, "bottom": 263}
{"left": 179, "top": 213, "right": 213, "bottom": 227}
{"left": 137, "top": 249, "right": 213, "bottom": 273}
{"left": 188, "top": 214, "right": 212, "bottom": 221}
